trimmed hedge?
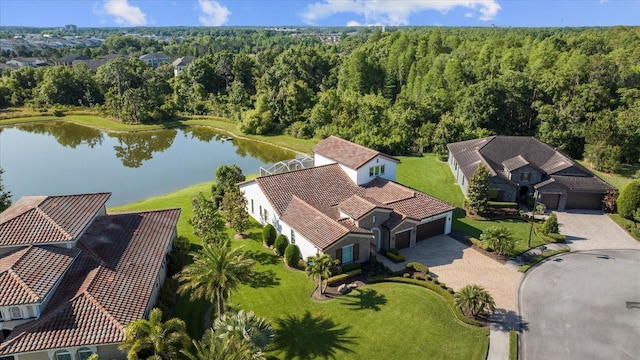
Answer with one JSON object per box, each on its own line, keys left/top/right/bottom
{"left": 488, "top": 201, "right": 518, "bottom": 209}
{"left": 509, "top": 330, "right": 518, "bottom": 360}
{"left": 274, "top": 234, "right": 289, "bottom": 256}
{"left": 385, "top": 249, "right": 406, "bottom": 263}
{"left": 262, "top": 224, "right": 277, "bottom": 247}
{"left": 406, "top": 262, "right": 429, "bottom": 274}
{"left": 341, "top": 262, "right": 361, "bottom": 273}
{"left": 369, "top": 276, "right": 484, "bottom": 327}
{"left": 284, "top": 244, "right": 301, "bottom": 268}
{"left": 326, "top": 268, "right": 363, "bottom": 285}
{"left": 469, "top": 237, "right": 491, "bottom": 251}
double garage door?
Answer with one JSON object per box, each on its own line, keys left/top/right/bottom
{"left": 395, "top": 218, "right": 447, "bottom": 249}
{"left": 539, "top": 192, "right": 604, "bottom": 210}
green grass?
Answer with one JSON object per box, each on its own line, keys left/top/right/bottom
{"left": 110, "top": 184, "right": 488, "bottom": 359}
{"left": 518, "top": 249, "right": 570, "bottom": 273}
{"left": 397, "top": 154, "right": 465, "bottom": 207}
{"left": 509, "top": 330, "right": 519, "bottom": 360}
{"left": 578, "top": 160, "right": 639, "bottom": 190}
{"left": 608, "top": 214, "right": 640, "bottom": 241}
{"left": 0, "top": 114, "right": 180, "bottom": 131}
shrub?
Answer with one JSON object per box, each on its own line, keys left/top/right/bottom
{"left": 403, "top": 272, "right": 411, "bottom": 278}
{"left": 274, "top": 234, "right": 289, "bottom": 256}
{"left": 284, "top": 244, "right": 301, "bottom": 268}
{"left": 406, "top": 262, "right": 429, "bottom": 274}
{"left": 341, "top": 262, "right": 361, "bottom": 273}
{"left": 469, "top": 237, "right": 491, "bottom": 251}
{"left": 488, "top": 201, "right": 519, "bottom": 209}
{"left": 326, "top": 269, "right": 363, "bottom": 285}
{"left": 385, "top": 251, "right": 405, "bottom": 263}
{"left": 541, "top": 212, "right": 559, "bottom": 235}
{"left": 547, "top": 233, "right": 566, "bottom": 243}
{"left": 617, "top": 180, "right": 640, "bottom": 219}
{"left": 262, "top": 224, "right": 277, "bottom": 246}
{"left": 480, "top": 226, "right": 515, "bottom": 255}
{"left": 168, "top": 235, "right": 190, "bottom": 276}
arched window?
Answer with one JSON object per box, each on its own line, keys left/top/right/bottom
{"left": 54, "top": 350, "right": 72, "bottom": 360}
{"left": 77, "top": 347, "right": 94, "bottom": 360}
{"left": 10, "top": 307, "right": 22, "bottom": 319}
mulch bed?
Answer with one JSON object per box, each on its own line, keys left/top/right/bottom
{"left": 311, "top": 273, "right": 368, "bottom": 301}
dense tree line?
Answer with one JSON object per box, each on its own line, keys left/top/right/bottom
{"left": 1, "top": 26, "right": 639, "bottom": 170}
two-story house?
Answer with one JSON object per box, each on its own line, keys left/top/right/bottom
{"left": 447, "top": 136, "right": 615, "bottom": 211}
{"left": 172, "top": 56, "right": 196, "bottom": 76}
{"left": 0, "top": 193, "right": 180, "bottom": 360}
{"left": 240, "top": 136, "right": 455, "bottom": 264}
{"left": 139, "top": 53, "right": 171, "bottom": 69}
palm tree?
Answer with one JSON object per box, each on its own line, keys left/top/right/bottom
{"left": 305, "top": 254, "right": 339, "bottom": 295}
{"left": 181, "top": 329, "right": 259, "bottom": 360}
{"left": 176, "top": 241, "right": 255, "bottom": 317}
{"left": 213, "top": 310, "right": 274, "bottom": 354}
{"left": 119, "top": 308, "right": 190, "bottom": 360}
{"left": 454, "top": 284, "right": 496, "bottom": 317}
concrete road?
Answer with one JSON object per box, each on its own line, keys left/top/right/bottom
{"left": 519, "top": 250, "right": 640, "bottom": 360}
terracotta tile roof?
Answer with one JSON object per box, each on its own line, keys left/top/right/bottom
{"left": 255, "top": 164, "right": 364, "bottom": 216}
{"left": 0, "top": 193, "right": 111, "bottom": 247}
{"left": 387, "top": 192, "right": 455, "bottom": 222}
{"left": 362, "top": 177, "right": 415, "bottom": 204}
{"left": 337, "top": 195, "right": 379, "bottom": 219}
{"left": 312, "top": 136, "right": 399, "bottom": 170}
{"left": 280, "top": 196, "right": 371, "bottom": 250}
{"left": 0, "top": 246, "right": 79, "bottom": 306}
{"left": 0, "top": 208, "right": 181, "bottom": 355}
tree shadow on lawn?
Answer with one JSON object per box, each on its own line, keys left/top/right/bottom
{"left": 339, "top": 288, "right": 387, "bottom": 311}
{"left": 245, "top": 249, "right": 281, "bottom": 266}
{"left": 248, "top": 269, "right": 280, "bottom": 288}
{"left": 273, "top": 311, "right": 357, "bottom": 360}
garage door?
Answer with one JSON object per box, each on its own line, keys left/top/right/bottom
{"left": 395, "top": 230, "right": 410, "bottom": 249}
{"left": 566, "top": 192, "right": 603, "bottom": 210}
{"left": 540, "top": 193, "right": 560, "bottom": 210}
{"left": 416, "top": 218, "right": 446, "bottom": 241}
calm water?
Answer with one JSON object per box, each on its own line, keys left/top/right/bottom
{"left": 0, "top": 122, "right": 294, "bottom": 206}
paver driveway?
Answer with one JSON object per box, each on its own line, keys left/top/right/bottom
{"left": 391, "top": 235, "right": 522, "bottom": 312}
{"left": 519, "top": 250, "right": 640, "bottom": 360}
{"left": 556, "top": 210, "right": 640, "bottom": 251}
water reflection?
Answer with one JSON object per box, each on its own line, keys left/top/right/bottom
{"left": 17, "top": 122, "right": 104, "bottom": 148}
{"left": 110, "top": 130, "right": 176, "bottom": 168}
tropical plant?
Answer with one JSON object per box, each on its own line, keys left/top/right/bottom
{"left": 454, "top": 284, "right": 496, "bottom": 317}
{"left": 541, "top": 212, "right": 559, "bottom": 235}
{"left": 0, "top": 168, "right": 11, "bottom": 212}
{"left": 274, "top": 234, "right": 289, "bottom": 256}
{"left": 214, "top": 310, "right": 274, "bottom": 354}
{"left": 305, "top": 254, "right": 340, "bottom": 295}
{"left": 189, "top": 192, "right": 226, "bottom": 244}
{"left": 467, "top": 164, "right": 490, "bottom": 215}
{"left": 262, "top": 224, "right": 277, "bottom": 247}
{"left": 119, "top": 308, "right": 190, "bottom": 360}
{"left": 617, "top": 180, "right": 640, "bottom": 220}
{"left": 480, "top": 226, "right": 515, "bottom": 255}
{"left": 181, "top": 329, "right": 258, "bottom": 360}
{"left": 175, "top": 241, "right": 255, "bottom": 317}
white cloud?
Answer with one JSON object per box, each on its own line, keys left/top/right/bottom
{"left": 198, "top": 0, "right": 231, "bottom": 26}
{"left": 303, "top": 0, "right": 501, "bottom": 25}
{"left": 346, "top": 20, "right": 362, "bottom": 26}
{"left": 98, "top": 0, "right": 147, "bottom": 26}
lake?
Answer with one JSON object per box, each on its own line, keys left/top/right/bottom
{"left": 0, "top": 121, "right": 295, "bottom": 206}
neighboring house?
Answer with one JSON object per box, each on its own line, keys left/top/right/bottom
{"left": 55, "top": 54, "right": 89, "bottom": 66}
{"left": 0, "top": 64, "right": 19, "bottom": 74}
{"left": 5, "top": 57, "right": 46, "bottom": 67}
{"left": 139, "top": 53, "right": 170, "bottom": 68}
{"left": 172, "top": 56, "right": 196, "bottom": 76}
{"left": 72, "top": 54, "right": 124, "bottom": 71}
{"left": 0, "top": 193, "right": 180, "bottom": 360}
{"left": 447, "top": 136, "right": 615, "bottom": 211}
{"left": 240, "top": 136, "right": 455, "bottom": 264}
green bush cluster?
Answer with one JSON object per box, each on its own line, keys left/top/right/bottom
{"left": 168, "top": 235, "right": 190, "bottom": 277}
{"left": 487, "top": 201, "right": 518, "bottom": 209}
{"left": 405, "top": 262, "right": 429, "bottom": 274}
{"left": 284, "top": 244, "right": 301, "bottom": 268}
{"left": 469, "top": 237, "right": 491, "bottom": 251}
{"left": 341, "top": 262, "right": 361, "bottom": 273}
{"left": 541, "top": 213, "right": 559, "bottom": 235}
{"left": 262, "top": 224, "right": 277, "bottom": 247}
{"left": 326, "top": 268, "right": 363, "bottom": 285}
{"left": 274, "top": 234, "right": 289, "bottom": 256}
{"left": 617, "top": 180, "right": 640, "bottom": 219}
{"left": 156, "top": 278, "right": 178, "bottom": 319}
{"left": 385, "top": 248, "right": 406, "bottom": 263}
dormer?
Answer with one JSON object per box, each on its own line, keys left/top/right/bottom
{"left": 312, "top": 136, "right": 400, "bottom": 185}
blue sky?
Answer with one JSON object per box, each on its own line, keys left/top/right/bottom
{"left": 0, "top": 1, "right": 638, "bottom": 28}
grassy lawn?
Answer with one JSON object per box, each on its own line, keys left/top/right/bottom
{"left": 110, "top": 184, "right": 488, "bottom": 359}
{"left": 578, "top": 160, "right": 639, "bottom": 190}
{"left": 608, "top": 214, "right": 640, "bottom": 241}
{"left": 397, "top": 154, "right": 465, "bottom": 207}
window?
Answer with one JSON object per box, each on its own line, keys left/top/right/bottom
{"left": 372, "top": 215, "right": 376, "bottom": 224}
{"left": 521, "top": 172, "right": 531, "bottom": 181}
{"left": 259, "top": 205, "right": 263, "bottom": 219}
{"left": 368, "top": 165, "right": 386, "bottom": 177}
{"left": 55, "top": 350, "right": 72, "bottom": 360}
{"left": 77, "top": 348, "right": 94, "bottom": 360}
{"left": 380, "top": 165, "right": 385, "bottom": 175}
{"left": 10, "top": 307, "right": 22, "bottom": 319}
{"left": 263, "top": 209, "right": 268, "bottom": 222}
{"left": 251, "top": 199, "right": 254, "bottom": 214}
{"left": 290, "top": 230, "right": 296, "bottom": 244}
{"left": 342, "top": 245, "right": 353, "bottom": 264}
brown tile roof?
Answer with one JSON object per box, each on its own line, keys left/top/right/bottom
{"left": 312, "top": 136, "right": 399, "bottom": 170}
{"left": 0, "top": 193, "right": 111, "bottom": 247}
{"left": 255, "top": 164, "right": 364, "bottom": 216}
{"left": 387, "top": 192, "right": 455, "bottom": 222}
{"left": 0, "top": 208, "right": 181, "bottom": 355}
{"left": 362, "top": 178, "right": 415, "bottom": 204}
{"left": 0, "top": 246, "right": 79, "bottom": 306}
{"left": 280, "top": 196, "right": 371, "bottom": 250}
{"left": 337, "top": 195, "right": 379, "bottom": 219}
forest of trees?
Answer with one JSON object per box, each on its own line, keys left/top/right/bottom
{"left": 1, "top": 26, "right": 639, "bottom": 171}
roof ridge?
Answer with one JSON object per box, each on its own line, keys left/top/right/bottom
{"left": 290, "top": 195, "right": 350, "bottom": 233}
{"left": 6, "top": 268, "right": 39, "bottom": 303}
{"left": 35, "top": 206, "right": 73, "bottom": 241}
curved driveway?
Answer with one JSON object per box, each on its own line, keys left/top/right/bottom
{"left": 519, "top": 250, "right": 640, "bottom": 360}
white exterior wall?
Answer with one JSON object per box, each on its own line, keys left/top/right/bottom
{"left": 313, "top": 153, "right": 359, "bottom": 184}
{"left": 356, "top": 156, "right": 398, "bottom": 185}
{"left": 240, "top": 181, "right": 280, "bottom": 230}
{"left": 313, "top": 153, "right": 335, "bottom": 167}
{"left": 279, "top": 221, "right": 318, "bottom": 260}
{"left": 448, "top": 151, "right": 469, "bottom": 196}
